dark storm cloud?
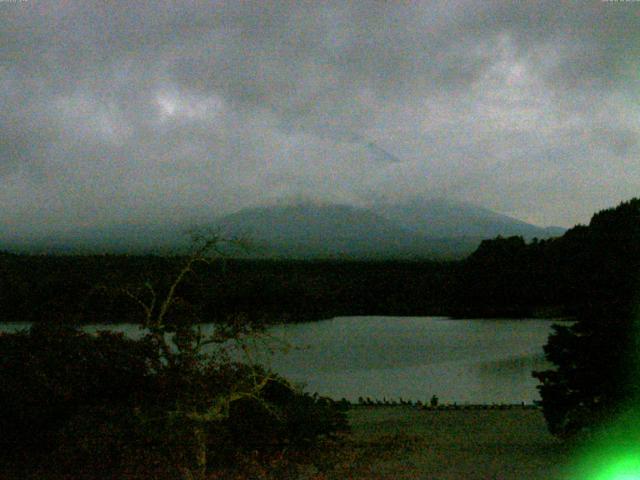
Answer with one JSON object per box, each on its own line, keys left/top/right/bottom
{"left": 0, "top": 0, "right": 638, "bottom": 238}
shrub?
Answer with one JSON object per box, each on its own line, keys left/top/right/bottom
{"left": 0, "top": 323, "right": 348, "bottom": 478}
{"left": 0, "top": 323, "right": 154, "bottom": 452}
{"left": 0, "top": 235, "right": 350, "bottom": 478}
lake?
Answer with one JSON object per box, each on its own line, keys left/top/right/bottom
{"left": 260, "top": 316, "right": 561, "bottom": 404}
{"left": 0, "top": 316, "right": 563, "bottom": 404}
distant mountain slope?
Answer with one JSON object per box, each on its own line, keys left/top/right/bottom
{"left": 214, "top": 199, "right": 565, "bottom": 259}
{"left": 1, "top": 198, "right": 565, "bottom": 258}
{"left": 375, "top": 197, "right": 565, "bottom": 240}
{"left": 0, "top": 223, "right": 195, "bottom": 255}
{"left": 216, "top": 203, "right": 439, "bottom": 258}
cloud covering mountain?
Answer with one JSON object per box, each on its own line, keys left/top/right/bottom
{"left": 1, "top": 1, "right": 638, "bottom": 243}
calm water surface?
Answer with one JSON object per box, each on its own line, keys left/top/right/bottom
{"left": 1, "top": 317, "right": 563, "bottom": 404}
{"left": 260, "top": 316, "right": 560, "bottom": 404}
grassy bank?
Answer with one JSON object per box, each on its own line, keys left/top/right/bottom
{"left": 311, "top": 406, "right": 574, "bottom": 479}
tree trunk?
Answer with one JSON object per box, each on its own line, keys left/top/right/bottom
{"left": 181, "top": 424, "right": 207, "bottom": 480}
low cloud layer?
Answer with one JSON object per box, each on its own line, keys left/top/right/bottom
{"left": 1, "top": 0, "right": 639, "bottom": 240}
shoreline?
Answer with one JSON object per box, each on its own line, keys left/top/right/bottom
{"left": 349, "top": 402, "right": 541, "bottom": 410}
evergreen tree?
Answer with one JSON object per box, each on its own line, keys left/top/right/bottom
{"left": 534, "top": 199, "right": 640, "bottom": 437}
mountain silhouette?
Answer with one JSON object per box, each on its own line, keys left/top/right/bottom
{"left": 215, "top": 198, "right": 565, "bottom": 259}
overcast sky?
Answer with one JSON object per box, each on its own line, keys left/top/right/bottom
{"left": 1, "top": 1, "right": 639, "bottom": 239}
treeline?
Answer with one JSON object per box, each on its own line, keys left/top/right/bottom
{"left": 1, "top": 198, "right": 639, "bottom": 324}
{"left": 0, "top": 255, "right": 457, "bottom": 325}
{"left": 532, "top": 199, "right": 640, "bottom": 437}
{"left": 453, "top": 198, "right": 640, "bottom": 319}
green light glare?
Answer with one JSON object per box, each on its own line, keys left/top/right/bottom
{"left": 582, "top": 309, "right": 640, "bottom": 480}
{"left": 570, "top": 405, "right": 640, "bottom": 480}
{"left": 589, "top": 454, "right": 640, "bottom": 480}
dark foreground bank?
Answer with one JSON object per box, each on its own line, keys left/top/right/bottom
{"left": 324, "top": 406, "right": 574, "bottom": 480}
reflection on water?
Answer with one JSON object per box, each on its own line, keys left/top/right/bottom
{"left": 0, "top": 317, "right": 566, "bottom": 404}
{"left": 477, "top": 352, "right": 549, "bottom": 375}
